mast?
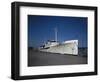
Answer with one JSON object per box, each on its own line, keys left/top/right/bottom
{"left": 55, "top": 27, "right": 57, "bottom": 42}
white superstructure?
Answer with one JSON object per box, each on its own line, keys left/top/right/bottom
{"left": 39, "top": 28, "right": 78, "bottom": 55}
{"left": 39, "top": 40, "right": 78, "bottom": 55}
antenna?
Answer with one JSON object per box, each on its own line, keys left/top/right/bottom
{"left": 55, "top": 27, "right": 57, "bottom": 42}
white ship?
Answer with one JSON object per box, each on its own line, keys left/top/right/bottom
{"left": 39, "top": 28, "right": 78, "bottom": 55}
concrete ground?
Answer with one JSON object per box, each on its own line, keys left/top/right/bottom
{"left": 28, "top": 49, "right": 87, "bottom": 67}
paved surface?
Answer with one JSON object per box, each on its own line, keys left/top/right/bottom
{"left": 28, "top": 49, "right": 87, "bottom": 67}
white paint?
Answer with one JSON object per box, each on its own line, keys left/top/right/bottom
{"left": 20, "top": 5, "right": 94, "bottom": 76}
{"left": 40, "top": 40, "right": 78, "bottom": 55}
{"left": 0, "top": 0, "right": 99, "bottom": 82}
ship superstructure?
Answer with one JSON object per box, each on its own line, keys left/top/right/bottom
{"left": 39, "top": 28, "right": 78, "bottom": 55}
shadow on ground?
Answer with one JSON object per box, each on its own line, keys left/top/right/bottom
{"left": 28, "top": 48, "right": 87, "bottom": 67}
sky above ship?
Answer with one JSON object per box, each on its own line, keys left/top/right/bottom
{"left": 28, "top": 15, "right": 87, "bottom": 48}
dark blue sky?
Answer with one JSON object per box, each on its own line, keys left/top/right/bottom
{"left": 28, "top": 15, "right": 87, "bottom": 48}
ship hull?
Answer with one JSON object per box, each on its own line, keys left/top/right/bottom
{"left": 40, "top": 40, "right": 78, "bottom": 55}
